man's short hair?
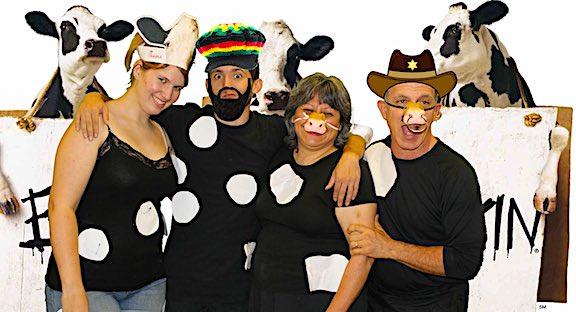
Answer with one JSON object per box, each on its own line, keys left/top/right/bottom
{"left": 383, "top": 84, "right": 442, "bottom": 105}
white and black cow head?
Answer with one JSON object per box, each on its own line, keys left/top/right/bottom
{"left": 422, "top": 1, "right": 534, "bottom": 108}
{"left": 255, "top": 20, "right": 334, "bottom": 114}
{"left": 24, "top": 6, "right": 133, "bottom": 118}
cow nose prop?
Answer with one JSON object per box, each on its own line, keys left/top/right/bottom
{"left": 265, "top": 91, "right": 290, "bottom": 111}
{"left": 402, "top": 102, "right": 430, "bottom": 133}
{"left": 86, "top": 39, "right": 108, "bottom": 58}
{"left": 292, "top": 111, "right": 340, "bottom": 135}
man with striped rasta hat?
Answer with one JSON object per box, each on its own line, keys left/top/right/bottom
{"left": 196, "top": 23, "right": 265, "bottom": 123}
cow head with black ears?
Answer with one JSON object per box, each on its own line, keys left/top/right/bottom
{"left": 422, "top": 0, "right": 535, "bottom": 108}
{"left": 422, "top": 1, "right": 570, "bottom": 214}
{"left": 254, "top": 20, "right": 334, "bottom": 115}
{"left": 17, "top": 5, "right": 133, "bottom": 131}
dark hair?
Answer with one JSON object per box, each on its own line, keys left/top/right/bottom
{"left": 249, "top": 66, "right": 259, "bottom": 80}
{"left": 383, "top": 84, "right": 441, "bottom": 104}
{"left": 284, "top": 72, "right": 352, "bottom": 149}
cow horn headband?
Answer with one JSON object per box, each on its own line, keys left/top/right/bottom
{"left": 125, "top": 13, "right": 199, "bottom": 72}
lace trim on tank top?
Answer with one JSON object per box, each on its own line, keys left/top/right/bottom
{"left": 98, "top": 131, "right": 173, "bottom": 169}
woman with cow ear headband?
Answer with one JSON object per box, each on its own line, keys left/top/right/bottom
{"left": 249, "top": 72, "right": 377, "bottom": 312}
{"left": 44, "top": 13, "right": 197, "bottom": 312}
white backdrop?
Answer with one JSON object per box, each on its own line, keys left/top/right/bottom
{"left": 0, "top": 0, "right": 574, "bottom": 311}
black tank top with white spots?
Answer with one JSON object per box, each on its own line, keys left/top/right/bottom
{"left": 45, "top": 130, "right": 177, "bottom": 291}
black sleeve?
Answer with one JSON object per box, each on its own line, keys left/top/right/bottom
{"left": 154, "top": 102, "right": 201, "bottom": 136}
{"left": 441, "top": 161, "right": 487, "bottom": 280}
{"left": 349, "top": 159, "right": 377, "bottom": 206}
{"left": 263, "top": 113, "right": 288, "bottom": 151}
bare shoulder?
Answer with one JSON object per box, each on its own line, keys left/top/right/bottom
{"left": 58, "top": 118, "right": 109, "bottom": 153}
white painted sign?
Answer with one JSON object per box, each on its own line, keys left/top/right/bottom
{"left": 434, "top": 107, "right": 557, "bottom": 312}
{"left": 0, "top": 107, "right": 559, "bottom": 311}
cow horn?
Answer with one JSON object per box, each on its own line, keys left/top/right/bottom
{"left": 125, "top": 33, "right": 144, "bottom": 71}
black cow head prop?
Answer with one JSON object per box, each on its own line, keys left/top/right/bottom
{"left": 19, "top": 6, "right": 133, "bottom": 126}
{"left": 422, "top": 1, "right": 534, "bottom": 108}
{"left": 422, "top": 1, "right": 570, "bottom": 214}
{"left": 255, "top": 20, "right": 334, "bottom": 115}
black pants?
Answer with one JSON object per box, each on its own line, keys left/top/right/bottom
{"left": 249, "top": 282, "right": 368, "bottom": 312}
{"left": 368, "top": 283, "right": 469, "bottom": 312}
{"left": 166, "top": 301, "right": 249, "bottom": 312}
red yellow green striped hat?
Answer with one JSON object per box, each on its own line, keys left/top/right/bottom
{"left": 196, "top": 23, "right": 266, "bottom": 72}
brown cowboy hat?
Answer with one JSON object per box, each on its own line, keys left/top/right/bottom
{"left": 367, "top": 49, "right": 457, "bottom": 99}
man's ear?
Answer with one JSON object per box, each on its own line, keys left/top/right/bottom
{"left": 433, "top": 104, "right": 442, "bottom": 121}
{"left": 252, "top": 78, "right": 263, "bottom": 94}
{"left": 205, "top": 79, "right": 209, "bottom": 92}
{"left": 377, "top": 100, "right": 388, "bottom": 120}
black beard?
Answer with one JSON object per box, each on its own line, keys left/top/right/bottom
{"left": 208, "top": 79, "right": 252, "bottom": 122}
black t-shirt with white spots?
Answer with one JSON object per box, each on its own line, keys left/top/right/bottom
{"left": 252, "top": 146, "right": 376, "bottom": 294}
{"left": 155, "top": 104, "right": 286, "bottom": 304}
{"left": 45, "top": 131, "right": 177, "bottom": 291}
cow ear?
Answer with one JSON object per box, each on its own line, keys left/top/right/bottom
{"left": 299, "top": 36, "right": 334, "bottom": 61}
{"left": 469, "top": 0, "right": 508, "bottom": 31}
{"left": 284, "top": 44, "right": 301, "bottom": 88}
{"left": 99, "top": 20, "right": 134, "bottom": 42}
{"left": 422, "top": 25, "right": 434, "bottom": 41}
{"left": 25, "top": 11, "right": 57, "bottom": 38}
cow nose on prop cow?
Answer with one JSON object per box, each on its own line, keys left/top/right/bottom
{"left": 86, "top": 39, "right": 108, "bottom": 58}
{"left": 265, "top": 91, "right": 290, "bottom": 111}
{"left": 402, "top": 102, "right": 429, "bottom": 133}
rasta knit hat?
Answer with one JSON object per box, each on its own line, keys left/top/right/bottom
{"left": 196, "top": 23, "right": 266, "bottom": 73}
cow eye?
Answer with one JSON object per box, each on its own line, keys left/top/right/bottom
{"left": 60, "top": 21, "right": 73, "bottom": 31}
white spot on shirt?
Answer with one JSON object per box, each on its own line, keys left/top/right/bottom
{"left": 171, "top": 154, "right": 188, "bottom": 184}
{"left": 270, "top": 164, "right": 303, "bottom": 205}
{"left": 244, "top": 241, "right": 257, "bottom": 270}
{"left": 78, "top": 228, "right": 110, "bottom": 261}
{"left": 226, "top": 174, "right": 258, "bottom": 205}
{"left": 172, "top": 190, "right": 200, "bottom": 224}
{"left": 135, "top": 201, "right": 160, "bottom": 236}
{"left": 189, "top": 116, "right": 218, "bottom": 148}
{"left": 364, "top": 142, "right": 397, "bottom": 197}
{"left": 305, "top": 254, "right": 349, "bottom": 293}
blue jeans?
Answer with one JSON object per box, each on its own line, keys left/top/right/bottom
{"left": 45, "top": 278, "right": 166, "bottom": 312}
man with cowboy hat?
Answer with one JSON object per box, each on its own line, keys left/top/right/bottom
{"left": 347, "top": 49, "right": 486, "bottom": 311}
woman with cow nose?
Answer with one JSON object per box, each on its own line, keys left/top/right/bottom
{"left": 249, "top": 73, "right": 377, "bottom": 312}
{"left": 44, "top": 14, "right": 197, "bottom": 312}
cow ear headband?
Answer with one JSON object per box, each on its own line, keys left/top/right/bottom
{"left": 292, "top": 111, "right": 341, "bottom": 135}
{"left": 125, "top": 13, "right": 199, "bottom": 72}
